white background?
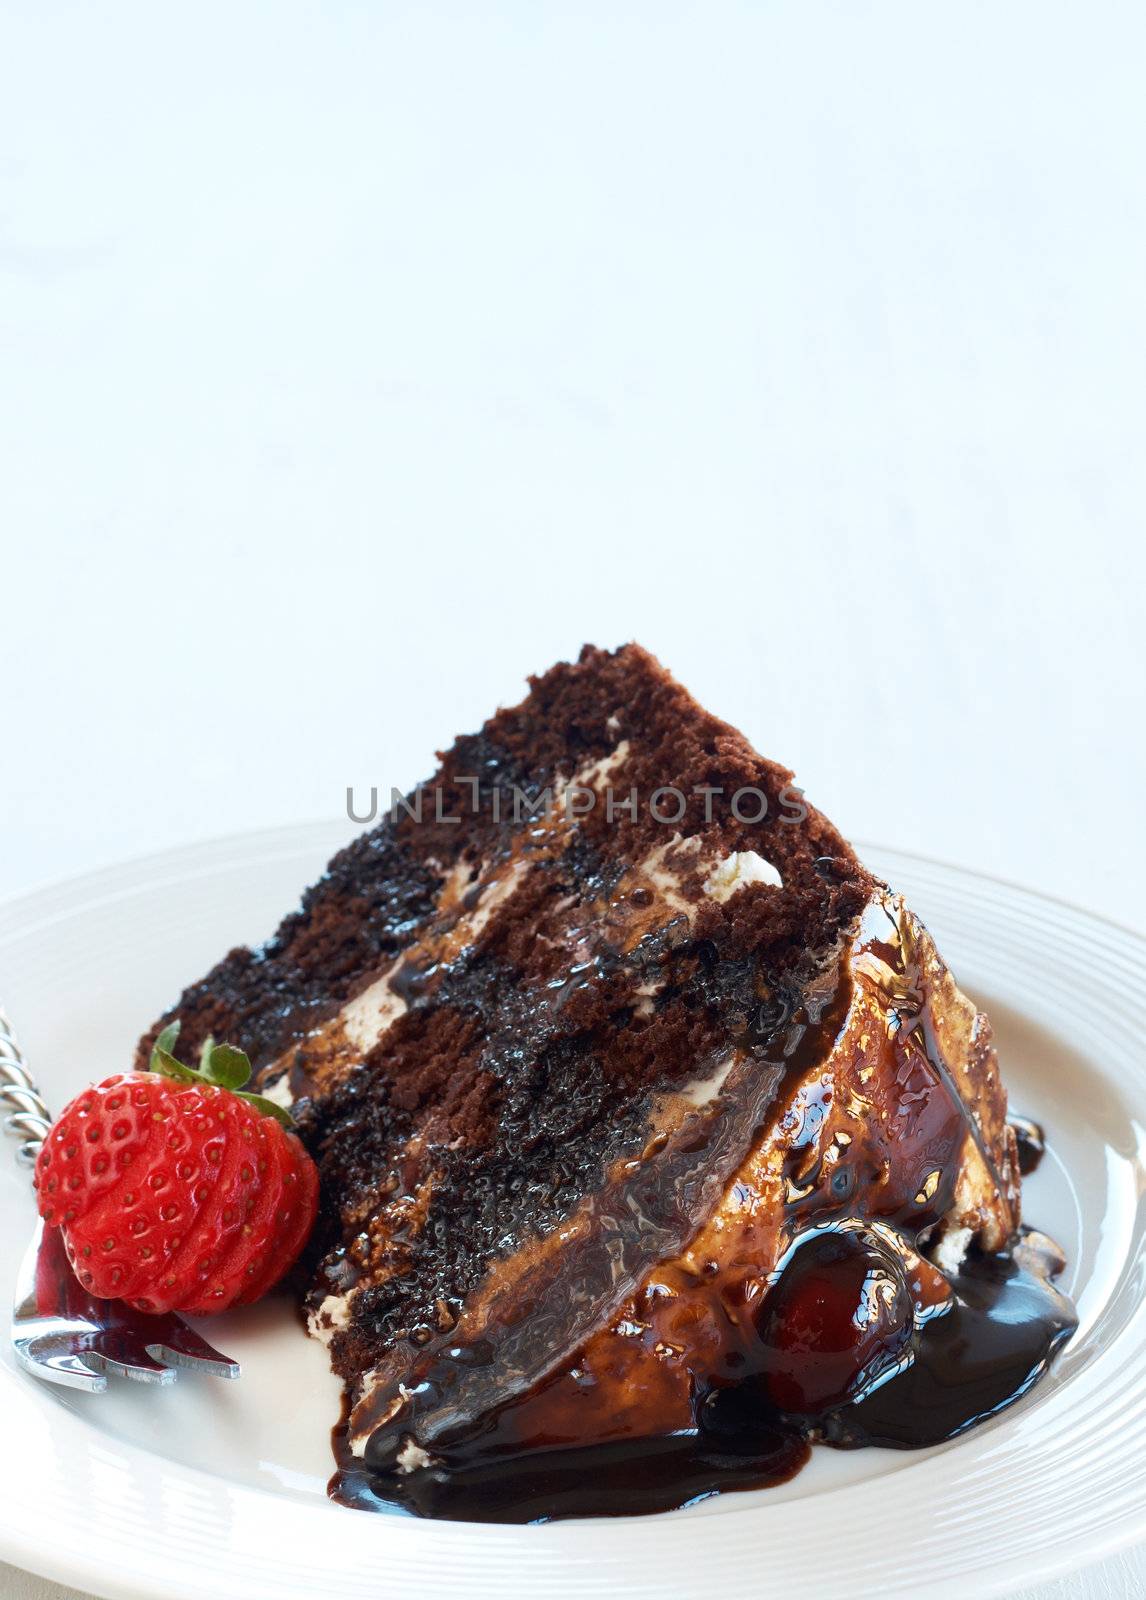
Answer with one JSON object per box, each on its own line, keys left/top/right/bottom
{"left": 1, "top": 2, "right": 1143, "bottom": 1595}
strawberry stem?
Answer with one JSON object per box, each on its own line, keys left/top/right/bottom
{"left": 148, "top": 1022, "right": 295, "bottom": 1127}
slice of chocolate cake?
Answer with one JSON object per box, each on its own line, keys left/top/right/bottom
{"left": 138, "top": 644, "right": 1074, "bottom": 1520}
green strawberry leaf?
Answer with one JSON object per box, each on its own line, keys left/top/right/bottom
{"left": 150, "top": 1045, "right": 201, "bottom": 1085}
{"left": 201, "top": 1043, "right": 253, "bottom": 1092}
{"left": 151, "top": 1019, "right": 181, "bottom": 1066}
{"left": 145, "top": 1019, "right": 294, "bottom": 1126}
{"left": 237, "top": 1091, "right": 295, "bottom": 1129}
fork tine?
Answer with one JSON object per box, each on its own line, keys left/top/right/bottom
{"left": 83, "top": 1326, "right": 178, "bottom": 1384}
{"left": 17, "top": 1331, "right": 109, "bottom": 1393}
{"left": 145, "top": 1320, "right": 241, "bottom": 1379}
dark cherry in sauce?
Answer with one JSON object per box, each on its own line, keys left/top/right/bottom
{"left": 753, "top": 1229, "right": 913, "bottom": 1415}
{"left": 820, "top": 1233, "right": 1074, "bottom": 1450}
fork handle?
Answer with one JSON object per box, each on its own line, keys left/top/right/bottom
{"left": 0, "top": 1005, "right": 51, "bottom": 1167}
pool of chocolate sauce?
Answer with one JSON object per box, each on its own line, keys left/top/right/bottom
{"left": 330, "top": 1117, "right": 1075, "bottom": 1524}
{"left": 332, "top": 1409, "right": 811, "bottom": 1522}
{"left": 1010, "top": 1115, "right": 1047, "bottom": 1176}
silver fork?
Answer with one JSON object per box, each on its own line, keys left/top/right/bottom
{"left": 3, "top": 1004, "right": 240, "bottom": 1391}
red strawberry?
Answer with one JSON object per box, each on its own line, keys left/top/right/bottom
{"left": 33, "top": 1023, "right": 318, "bottom": 1316}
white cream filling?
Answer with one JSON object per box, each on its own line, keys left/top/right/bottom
{"left": 703, "top": 850, "right": 783, "bottom": 901}
{"left": 632, "top": 978, "right": 662, "bottom": 1018}
{"left": 396, "top": 1437, "right": 435, "bottom": 1474}
{"left": 931, "top": 1224, "right": 973, "bottom": 1275}
{"left": 307, "top": 1291, "right": 355, "bottom": 1348}
{"left": 260, "top": 1072, "right": 295, "bottom": 1109}
{"left": 677, "top": 1054, "right": 736, "bottom": 1107}
{"left": 576, "top": 739, "right": 631, "bottom": 792}
{"left": 460, "top": 857, "right": 528, "bottom": 941}
{"left": 639, "top": 833, "right": 704, "bottom": 917}
{"left": 342, "top": 960, "right": 410, "bottom": 1051}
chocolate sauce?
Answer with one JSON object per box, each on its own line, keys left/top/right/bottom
{"left": 331, "top": 1406, "right": 810, "bottom": 1522}
{"left": 330, "top": 1220, "right": 1075, "bottom": 1522}
{"left": 1009, "top": 1115, "right": 1047, "bottom": 1176}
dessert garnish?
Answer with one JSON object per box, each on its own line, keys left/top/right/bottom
{"left": 33, "top": 1023, "right": 318, "bottom": 1316}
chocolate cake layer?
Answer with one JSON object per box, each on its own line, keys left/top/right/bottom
{"left": 138, "top": 643, "right": 1073, "bottom": 1519}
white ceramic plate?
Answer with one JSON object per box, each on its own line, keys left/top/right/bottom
{"left": 1, "top": 825, "right": 1144, "bottom": 1600}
